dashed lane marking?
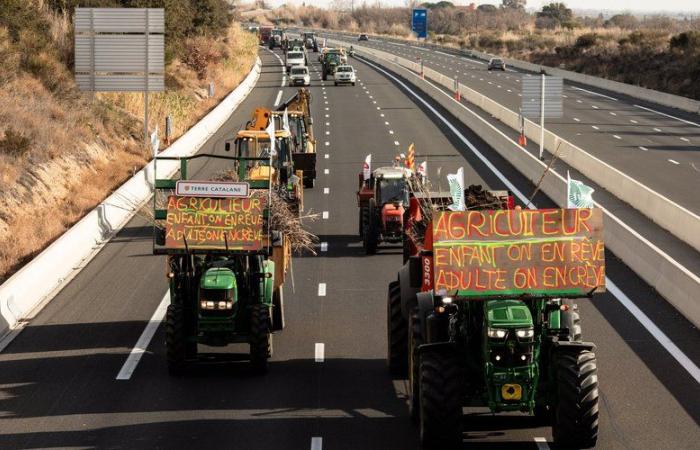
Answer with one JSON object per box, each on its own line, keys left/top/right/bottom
{"left": 669, "top": 159, "right": 680, "bottom": 165}
{"left": 322, "top": 211, "right": 329, "bottom": 220}
{"left": 274, "top": 90, "right": 283, "bottom": 107}
{"left": 318, "top": 283, "right": 327, "bottom": 296}
{"left": 324, "top": 187, "right": 330, "bottom": 194}
{"left": 315, "top": 343, "right": 325, "bottom": 362}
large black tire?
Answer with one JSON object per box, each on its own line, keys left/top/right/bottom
{"left": 419, "top": 347, "right": 464, "bottom": 450}
{"left": 408, "top": 308, "right": 424, "bottom": 422}
{"left": 165, "top": 304, "right": 188, "bottom": 375}
{"left": 363, "top": 199, "right": 379, "bottom": 255}
{"left": 552, "top": 350, "right": 599, "bottom": 448}
{"left": 359, "top": 206, "right": 369, "bottom": 238}
{"left": 303, "top": 176, "right": 315, "bottom": 189}
{"left": 561, "top": 299, "right": 582, "bottom": 342}
{"left": 250, "top": 304, "right": 273, "bottom": 374}
{"left": 271, "top": 288, "right": 285, "bottom": 332}
{"left": 387, "top": 280, "right": 408, "bottom": 376}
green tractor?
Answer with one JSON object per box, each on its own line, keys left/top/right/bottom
{"left": 321, "top": 52, "right": 341, "bottom": 81}
{"left": 152, "top": 153, "right": 291, "bottom": 375}
{"left": 389, "top": 206, "right": 604, "bottom": 449}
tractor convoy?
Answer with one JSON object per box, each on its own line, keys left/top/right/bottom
{"left": 148, "top": 31, "right": 604, "bottom": 449}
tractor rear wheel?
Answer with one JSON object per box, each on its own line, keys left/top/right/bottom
{"left": 552, "top": 349, "right": 599, "bottom": 448}
{"left": 364, "top": 199, "right": 378, "bottom": 254}
{"left": 165, "top": 304, "right": 189, "bottom": 375}
{"left": 561, "top": 299, "right": 582, "bottom": 341}
{"left": 303, "top": 176, "right": 315, "bottom": 189}
{"left": 408, "top": 308, "right": 424, "bottom": 422}
{"left": 387, "top": 280, "right": 408, "bottom": 376}
{"left": 419, "top": 347, "right": 464, "bottom": 450}
{"left": 250, "top": 304, "right": 273, "bottom": 374}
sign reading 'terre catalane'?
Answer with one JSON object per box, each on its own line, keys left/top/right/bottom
{"left": 431, "top": 208, "right": 605, "bottom": 298}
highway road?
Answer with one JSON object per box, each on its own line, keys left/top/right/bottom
{"left": 0, "top": 47, "right": 699, "bottom": 450}
{"left": 324, "top": 33, "right": 700, "bottom": 217}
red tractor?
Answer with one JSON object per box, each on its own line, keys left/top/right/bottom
{"left": 357, "top": 166, "right": 413, "bottom": 254}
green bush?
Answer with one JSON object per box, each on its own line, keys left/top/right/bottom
{"left": 575, "top": 33, "right": 598, "bottom": 48}
{"left": 670, "top": 31, "right": 700, "bottom": 52}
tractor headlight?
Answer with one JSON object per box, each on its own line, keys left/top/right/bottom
{"left": 487, "top": 328, "right": 507, "bottom": 339}
{"left": 515, "top": 328, "right": 534, "bottom": 339}
{"left": 441, "top": 296, "right": 453, "bottom": 305}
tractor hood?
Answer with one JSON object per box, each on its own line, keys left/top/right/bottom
{"left": 200, "top": 267, "right": 236, "bottom": 290}
{"left": 485, "top": 299, "right": 533, "bottom": 329}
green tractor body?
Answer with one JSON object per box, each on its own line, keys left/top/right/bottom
{"left": 321, "top": 53, "right": 341, "bottom": 80}
{"left": 388, "top": 205, "right": 604, "bottom": 449}
{"left": 152, "top": 153, "right": 290, "bottom": 375}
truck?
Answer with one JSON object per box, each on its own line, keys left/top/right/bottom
{"left": 243, "top": 89, "right": 317, "bottom": 189}
{"left": 258, "top": 26, "right": 272, "bottom": 46}
{"left": 302, "top": 31, "right": 319, "bottom": 52}
{"left": 152, "top": 152, "right": 291, "bottom": 375}
{"left": 269, "top": 28, "right": 285, "bottom": 49}
{"left": 357, "top": 165, "right": 412, "bottom": 254}
{"left": 387, "top": 186, "right": 604, "bottom": 449}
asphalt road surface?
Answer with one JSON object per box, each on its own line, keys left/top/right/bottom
{"left": 0, "top": 47, "right": 699, "bottom": 450}
{"left": 324, "top": 33, "right": 700, "bottom": 217}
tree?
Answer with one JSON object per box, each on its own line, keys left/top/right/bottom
{"left": 605, "top": 13, "right": 638, "bottom": 30}
{"left": 537, "top": 2, "right": 572, "bottom": 24}
{"left": 477, "top": 3, "right": 497, "bottom": 13}
{"left": 501, "top": 0, "right": 526, "bottom": 9}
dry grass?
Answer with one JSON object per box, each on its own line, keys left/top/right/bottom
{"left": 0, "top": 18, "right": 258, "bottom": 283}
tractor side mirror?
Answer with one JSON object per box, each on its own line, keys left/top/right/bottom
{"left": 225, "top": 142, "right": 231, "bottom": 152}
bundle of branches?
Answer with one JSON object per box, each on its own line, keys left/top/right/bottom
{"left": 213, "top": 169, "right": 320, "bottom": 255}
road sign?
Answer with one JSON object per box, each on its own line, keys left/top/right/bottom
{"left": 175, "top": 181, "right": 251, "bottom": 198}
{"left": 412, "top": 8, "right": 428, "bottom": 39}
{"left": 521, "top": 75, "right": 563, "bottom": 118}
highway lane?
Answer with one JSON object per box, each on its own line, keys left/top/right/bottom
{"left": 0, "top": 45, "right": 698, "bottom": 450}
{"left": 330, "top": 34, "right": 700, "bottom": 216}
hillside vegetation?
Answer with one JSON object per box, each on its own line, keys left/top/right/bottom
{"left": 0, "top": 0, "right": 257, "bottom": 282}
{"left": 259, "top": 2, "right": 700, "bottom": 100}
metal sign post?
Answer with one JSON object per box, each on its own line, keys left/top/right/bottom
{"left": 74, "top": 8, "right": 164, "bottom": 149}
{"left": 521, "top": 74, "right": 563, "bottom": 160}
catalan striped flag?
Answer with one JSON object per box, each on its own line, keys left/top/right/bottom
{"left": 406, "top": 143, "right": 415, "bottom": 171}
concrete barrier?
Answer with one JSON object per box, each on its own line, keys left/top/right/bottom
{"left": 334, "top": 40, "right": 700, "bottom": 328}
{"left": 0, "top": 58, "right": 262, "bottom": 342}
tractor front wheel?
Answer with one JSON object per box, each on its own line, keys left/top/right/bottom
{"left": 552, "top": 349, "right": 599, "bottom": 448}
{"left": 387, "top": 280, "right": 408, "bottom": 376}
{"left": 250, "top": 304, "right": 273, "bottom": 374}
{"left": 419, "top": 347, "right": 464, "bottom": 450}
{"left": 408, "top": 307, "right": 424, "bottom": 422}
{"left": 165, "top": 304, "right": 190, "bottom": 375}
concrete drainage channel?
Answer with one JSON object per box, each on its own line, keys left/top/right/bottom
{"left": 0, "top": 58, "right": 263, "bottom": 348}
{"left": 339, "top": 45, "right": 700, "bottom": 383}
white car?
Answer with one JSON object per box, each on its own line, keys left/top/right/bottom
{"left": 286, "top": 51, "right": 306, "bottom": 73}
{"left": 334, "top": 65, "right": 356, "bottom": 86}
{"left": 289, "top": 66, "right": 310, "bottom": 86}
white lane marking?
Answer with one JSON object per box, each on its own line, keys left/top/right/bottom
{"left": 630, "top": 119, "right": 638, "bottom": 124}
{"left": 315, "top": 343, "right": 325, "bottom": 362}
{"left": 324, "top": 168, "right": 330, "bottom": 174}
{"left": 634, "top": 104, "right": 700, "bottom": 127}
{"left": 592, "top": 105, "right": 599, "bottom": 109}
{"left": 389, "top": 130, "right": 394, "bottom": 134}
{"left": 325, "top": 130, "right": 330, "bottom": 135}
{"left": 534, "top": 437, "right": 550, "bottom": 450}
{"left": 576, "top": 99, "right": 583, "bottom": 103}
{"left": 507, "top": 89, "right": 512, "bottom": 93}
{"left": 385, "top": 121, "right": 390, "bottom": 125}
{"left": 369, "top": 95, "right": 373, "bottom": 99}
{"left": 613, "top": 135, "right": 622, "bottom": 140}
{"left": 322, "top": 211, "right": 329, "bottom": 219}
{"left": 653, "top": 127, "right": 662, "bottom": 132}
{"left": 680, "top": 137, "right": 690, "bottom": 142}
{"left": 324, "top": 101, "right": 328, "bottom": 104}
{"left": 325, "top": 122, "right": 330, "bottom": 126}
{"left": 435, "top": 50, "right": 454, "bottom": 57}
{"left": 571, "top": 86, "right": 618, "bottom": 101}
{"left": 325, "top": 141, "right": 330, "bottom": 146}
{"left": 573, "top": 117, "right": 580, "bottom": 122}
{"left": 363, "top": 57, "right": 700, "bottom": 384}
{"left": 324, "top": 154, "right": 329, "bottom": 159}
{"left": 610, "top": 112, "right": 617, "bottom": 116}
{"left": 377, "top": 107, "right": 381, "bottom": 110}
{"left": 116, "top": 293, "right": 169, "bottom": 380}
{"left": 274, "top": 90, "right": 283, "bottom": 107}
{"left": 325, "top": 114, "right": 329, "bottom": 118}
{"left": 669, "top": 159, "right": 680, "bottom": 165}
{"left": 373, "top": 101, "right": 377, "bottom": 104}
{"left": 325, "top": 107, "right": 329, "bottom": 111}
{"left": 592, "top": 125, "right": 599, "bottom": 130}
{"left": 380, "top": 113, "right": 385, "bottom": 117}
{"left": 562, "top": 94, "right": 567, "bottom": 98}
{"left": 323, "top": 187, "right": 330, "bottom": 194}
{"left": 321, "top": 242, "right": 328, "bottom": 252}
{"left": 311, "top": 437, "right": 322, "bottom": 450}
{"left": 639, "top": 146, "right": 649, "bottom": 151}
{"left": 318, "top": 283, "right": 327, "bottom": 296}
{"left": 394, "top": 140, "right": 400, "bottom": 146}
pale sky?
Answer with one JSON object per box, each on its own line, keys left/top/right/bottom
{"left": 274, "top": 0, "right": 700, "bottom": 13}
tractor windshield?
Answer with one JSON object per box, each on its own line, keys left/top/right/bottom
{"left": 378, "top": 178, "right": 408, "bottom": 205}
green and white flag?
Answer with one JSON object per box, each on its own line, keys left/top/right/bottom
{"left": 447, "top": 167, "right": 465, "bottom": 211}
{"left": 567, "top": 171, "right": 595, "bottom": 208}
